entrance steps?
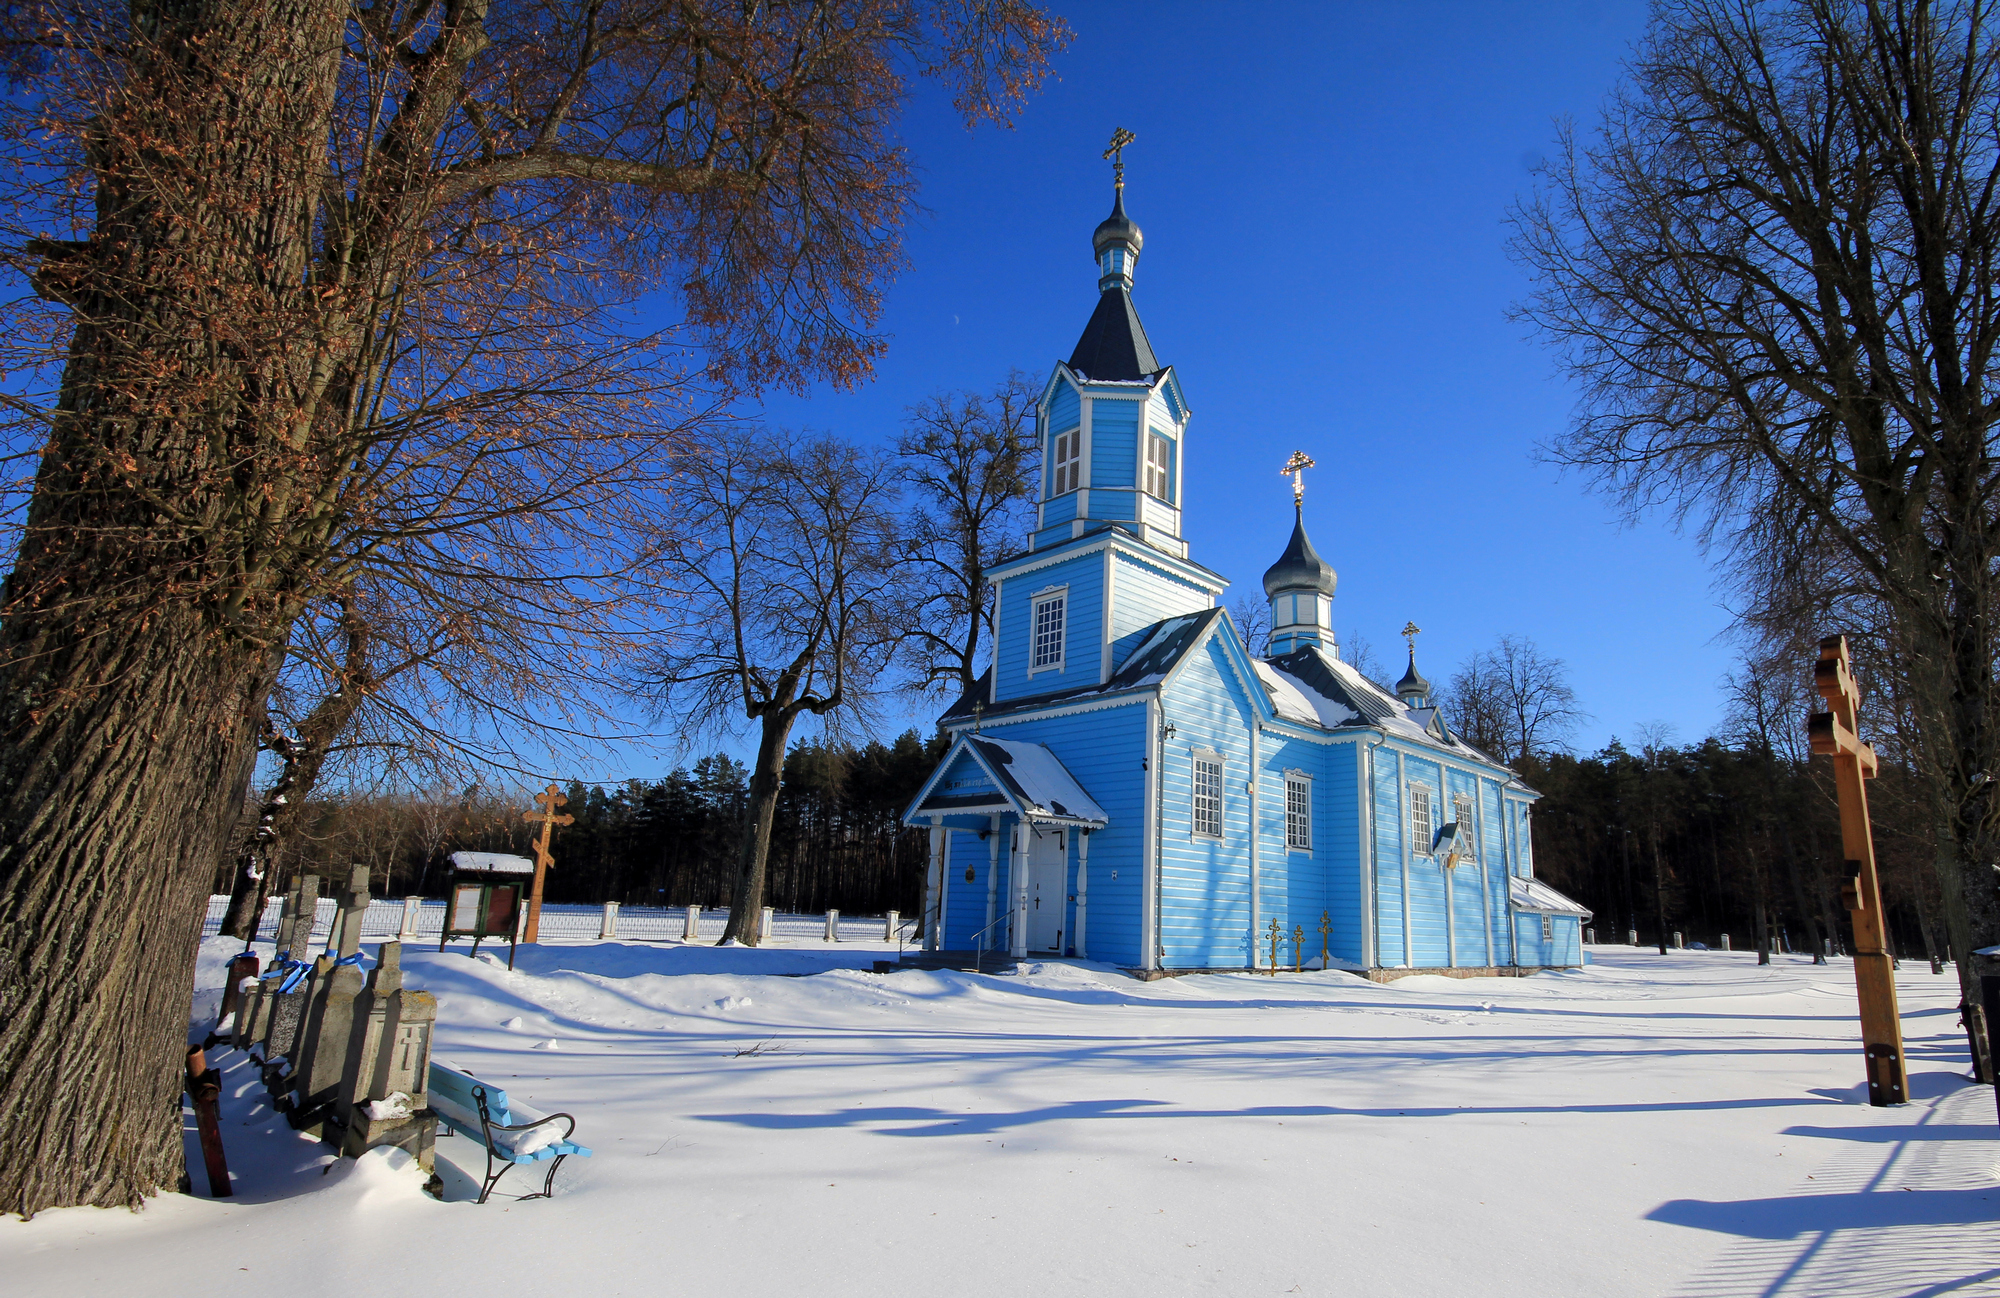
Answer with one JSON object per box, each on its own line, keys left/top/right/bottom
{"left": 874, "top": 949, "right": 1015, "bottom": 974}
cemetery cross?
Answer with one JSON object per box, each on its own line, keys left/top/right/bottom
{"left": 522, "top": 782, "right": 574, "bottom": 944}
{"left": 1806, "top": 635, "right": 1908, "bottom": 1106}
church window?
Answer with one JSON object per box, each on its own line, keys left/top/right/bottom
{"left": 1286, "top": 775, "right": 1311, "bottom": 852}
{"left": 1192, "top": 753, "right": 1223, "bottom": 839}
{"left": 1408, "top": 784, "right": 1434, "bottom": 855}
{"left": 1052, "top": 429, "right": 1082, "bottom": 496}
{"left": 1452, "top": 794, "right": 1478, "bottom": 861}
{"left": 1145, "top": 432, "right": 1173, "bottom": 501}
{"left": 1031, "top": 590, "right": 1066, "bottom": 673}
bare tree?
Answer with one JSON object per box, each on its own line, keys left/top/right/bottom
{"left": 895, "top": 371, "right": 1040, "bottom": 696}
{"left": 1511, "top": 0, "right": 2000, "bottom": 1033}
{"left": 1229, "top": 596, "right": 1270, "bottom": 657}
{"left": 649, "top": 429, "right": 904, "bottom": 945}
{"left": 0, "top": 0, "right": 1067, "bottom": 1215}
{"left": 1441, "top": 635, "right": 1587, "bottom": 766}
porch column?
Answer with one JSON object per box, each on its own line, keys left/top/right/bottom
{"left": 985, "top": 813, "right": 1001, "bottom": 940}
{"left": 926, "top": 818, "right": 944, "bottom": 952}
{"left": 1075, "top": 829, "right": 1090, "bottom": 959}
{"left": 1011, "top": 818, "right": 1031, "bottom": 959}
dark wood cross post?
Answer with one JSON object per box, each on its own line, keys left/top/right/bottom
{"left": 522, "top": 782, "right": 574, "bottom": 944}
{"left": 1807, "top": 635, "right": 1908, "bottom": 1106}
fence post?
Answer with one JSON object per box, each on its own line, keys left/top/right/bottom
{"left": 760, "top": 907, "right": 774, "bottom": 941}
{"left": 1627, "top": 929, "right": 1638, "bottom": 946}
{"left": 884, "top": 910, "right": 899, "bottom": 941}
{"left": 683, "top": 904, "right": 700, "bottom": 941}
{"left": 399, "top": 896, "right": 421, "bottom": 940}
{"left": 1720, "top": 933, "right": 1730, "bottom": 951}
{"left": 824, "top": 909, "right": 839, "bottom": 943}
{"left": 1584, "top": 926, "right": 1594, "bottom": 946}
{"left": 600, "top": 901, "right": 619, "bottom": 940}
{"left": 1673, "top": 931, "right": 1684, "bottom": 950}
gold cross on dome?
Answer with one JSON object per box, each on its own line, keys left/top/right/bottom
{"left": 1280, "top": 450, "right": 1316, "bottom": 506}
{"left": 1104, "top": 127, "right": 1136, "bottom": 186}
{"left": 1401, "top": 621, "right": 1422, "bottom": 651}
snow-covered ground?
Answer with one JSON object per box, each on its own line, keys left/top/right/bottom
{"left": 5, "top": 940, "right": 1994, "bottom": 1297}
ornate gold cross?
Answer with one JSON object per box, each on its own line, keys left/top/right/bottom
{"left": 1281, "top": 450, "right": 1316, "bottom": 506}
{"left": 521, "top": 782, "right": 574, "bottom": 944}
{"left": 1104, "top": 127, "right": 1136, "bottom": 186}
{"left": 1402, "top": 621, "right": 1422, "bottom": 652}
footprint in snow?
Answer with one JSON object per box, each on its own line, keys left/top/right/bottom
{"left": 500, "top": 1016, "right": 524, "bottom": 1031}
{"left": 716, "top": 995, "right": 753, "bottom": 1011}
{"left": 532, "top": 1038, "right": 560, "bottom": 1050}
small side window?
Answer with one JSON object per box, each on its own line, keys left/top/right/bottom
{"left": 1408, "top": 785, "right": 1434, "bottom": 855}
{"left": 1541, "top": 914, "right": 1554, "bottom": 942}
{"left": 1192, "top": 754, "right": 1224, "bottom": 840}
{"left": 1031, "top": 592, "right": 1066, "bottom": 673}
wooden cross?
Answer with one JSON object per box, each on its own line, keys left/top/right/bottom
{"left": 1318, "top": 910, "right": 1332, "bottom": 971}
{"left": 1807, "top": 635, "right": 1907, "bottom": 1106}
{"left": 1266, "top": 916, "right": 1281, "bottom": 977}
{"left": 521, "top": 781, "right": 573, "bottom": 945}
{"left": 1281, "top": 450, "right": 1316, "bottom": 507}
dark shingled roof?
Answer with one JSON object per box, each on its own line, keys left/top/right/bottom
{"left": 1068, "top": 288, "right": 1160, "bottom": 381}
{"left": 1263, "top": 645, "right": 1396, "bottom": 725}
{"left": 1261, "top": 509, "right": 1337, "bottom": 598}
{"left": 941, "top": 608, "right": 1223, "bottom": 725}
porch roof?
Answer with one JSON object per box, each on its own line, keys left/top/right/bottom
{"left": 1509, "top": 876, "right": 1593, "bottom": 918}
{"left": 904, "top": 734, "right": 1109, "bottom": 829}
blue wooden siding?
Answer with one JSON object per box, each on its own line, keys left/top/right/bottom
{"left": 1483, "top": 780, "right": 1514, "bottom": 966}
{"left": 1040, "top": 487, "right": 1079, "bottom": 529}
{"left": 992, "top": 553, "right": 1105, "bottom": 703}
{"left": 1158, "top": 377, "right": 1185, "bottom": 424}
{"left": 1091, "top": 399, "right": 1139, "bottom": 490}
{"left": 1373, "top": 749, "right": 1406, "bottom": 967}
{"left": 944, "top": 702, "right": 1150, "bottom": 964}
{"left": 1258, "top": 736, "right": 1362, "bottom": 966}
{"left": 1091, "top": 488, "right": 1140, "bottom": 522}
{"left": 1511, "top": 913, "right": 1579, "bottom": 967}
{"left": 1048, "top": 380, "right": 1080, "bottom": 434}
{"left": 1106, "top": 553, "right": 1213, "bottom": 667}
{"left": 1401, "top": 752, "right": 1449, "bottom": 966}
{"left": 1157, "top": 636, "right": 1257, "bottom": 968}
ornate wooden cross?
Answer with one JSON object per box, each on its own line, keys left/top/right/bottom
{"left": 1281, "top": 450, "right": 1316, "bottom": 506}
{"left": 1807, "top": 635, "right": 1907, "bottom": 1106}
{"left": 521, "top": 781, "right": 574, "bottom": 944}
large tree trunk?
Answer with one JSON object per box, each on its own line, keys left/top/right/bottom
{"left": 721, "top": 709, "right": 796, "bottom": 946}
{"left": 0, "top": 0, "right": 344, "bottom": 1215}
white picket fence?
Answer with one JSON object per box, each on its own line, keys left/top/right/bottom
{"left": 201, "top": 895, "right": 908, "bottom": 947}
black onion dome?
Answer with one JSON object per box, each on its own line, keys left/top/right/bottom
{"left": 1093, "top": 188, "right": 1144, "bottom": 257}
{"left": 1261, "top": 510, "right": 1337, "bottom": 598}
{"left": 1396, "top": 650, "right": 1432, "bottom": 699}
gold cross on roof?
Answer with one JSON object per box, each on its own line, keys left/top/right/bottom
{"left": 1104, "top": 127, "right": 1135, "bottom": 186}
{"left": 1280, "top": 450, "right": 1316, "bottom": 506}
{"left": 1402, "top": 621, "right": 1422, "bottom": 651}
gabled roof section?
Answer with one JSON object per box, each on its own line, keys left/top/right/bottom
{"left": 1510, "top": 876, "right": 1593, "bottom": 919}
{"left": 1257, "top": 646, "right": 1516, "bottom": 770}
{"left": 1067, "top": 287, "right": 1160, "bottom": 381}
{"left": 1108, "top": 607, "right": 1222, "bottom": 689}
{"left": 904, "top": 733, "right": 1108, "bottom": 827}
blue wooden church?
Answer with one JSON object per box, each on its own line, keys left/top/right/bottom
{"left": 901, "top": 162, "right": 1590, "bottom": 978}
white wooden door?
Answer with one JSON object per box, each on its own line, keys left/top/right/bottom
{"left": 1027, "top": 827, "right": 1066, "bottom": 952}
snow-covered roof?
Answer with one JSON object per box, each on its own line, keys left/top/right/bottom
{"left": 449, "top": 851, "right": 536, "bottom": 876}
{"left": 905, "top": 734, "right": 1109, "bottom": 828}
{"left": 1509, "top": 876, "right": 1592, "bottom": 918}
{"left": 1258, "top": 645, "right": 1512, "bottom": 769}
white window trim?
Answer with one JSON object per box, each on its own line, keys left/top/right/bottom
{"left": 1451, "top": 792, "right": 1479, "bottom": 863}
{"left": 1191, "top": 748, "right": 1224, "bottom": 841}
{"left": 1408, "top": 782, "right": 1436, "bottom": 857}
{"left": 1050, "top": 426, "right": 1082, "bottom": 497}
{"left": 1284, "top": 770, "right": 1312, "bottom": 854}
{"left": 1144, "top": 430, "right": 1173, "bottom": 502}
{"left": 1029, "top": 585, "right": 1068, "bottom": 676}
{"left": 1540, "top": 914, "right": 1554, "bottom": 942}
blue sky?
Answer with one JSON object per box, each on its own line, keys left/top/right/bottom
{"left": 722, "top": 1, "right": 1740, "bottom": 766}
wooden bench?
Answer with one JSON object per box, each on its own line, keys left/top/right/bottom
{"left": 427, "top": 1059, "right": 592, "bottom": 1203}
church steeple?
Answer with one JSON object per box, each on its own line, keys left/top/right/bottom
{"left": 1396, "top": 623, "right": 1432, "bottom": 707}
{"left": 1263, "top": 451, "right": 1337, "bottom": 657}
{"left": 1068, "top": 129, "right": 1159, "bottom": 382}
